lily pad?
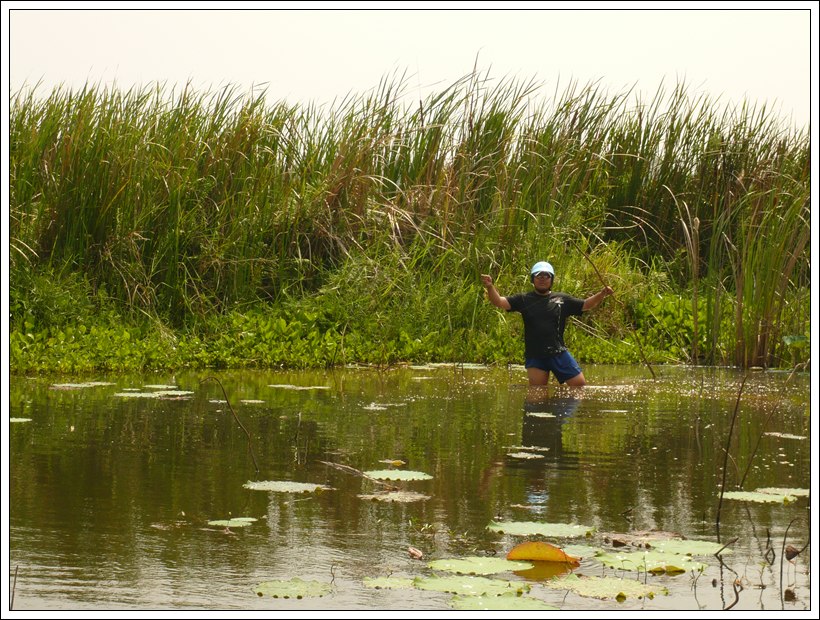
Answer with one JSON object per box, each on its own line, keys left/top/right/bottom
{"left": 488, "top": 521, "right": 594, "bottom": 538}
{"left": 413, "top": 575, "right": 529, "bottom": 597}
{"left": 362, "top": 576, "right": 415, "bottom": 590}
{"left": 243, "top": 480, "right": 333, "bottom": 493}
{"left": 450, "top": 592, "right": 558, "bottom": 610}
{"left": 507, "top": 541, "right": 580, "bottom": 565}
{"left": 507, "top": 452, "right": 545, "bottom": 460}
{"left": 757, "top": 487, "right": 809, "bottom": 497}
{"left": 525, "top": 412, "right": 556, "bottom": 418}
{"left": 10, "top": 418, "right": 32, "bottom": 423}
{"left": 358, "top": 491, "right": 430, "bottom": 503}
{"left": 507, "top": 445, "right": 551, "bottom": 452}
{"left": 51, "top": 382, "right": 115, "bottom": 389}
{"left": 114, "top": 391, "right": 163, "bottom": 399}
{"left": 363, "top": 470, "right": 433, "bottom": 481}
{"left": 544, "top": 573, "right": 661, "bottom": 600}
{"left": 562, "top": 544, "right": 599, "bottom": 559}
{"left": 651, "top": 539, "right": 731, "bottom": 556}
{"left": 253, "top": 578, "right": 333, "bottom": 599}
{"left": 240, "top": 399, "right": 265, "bottom": 404}
{"left": 722, "top": 490, "right": 797, "bottom": 504}
{"left": 378, "top": 459, "right": 407, "bottom": 466}
{"left": 764, "top": 432, "right": 807, "bottom": 440}
{"left": 427, "top": 557, "right": 532, "bottom": 575}
{"left": 143, "top": 384, "right": 178, "bottom": 390}
{"left": 207, "top": 517, "right": 258, "bottom": 528}
{"left": 596, "top": 550, "right": 706, "bottom": 574}
{"left": 268, "top": 384, "right": 330, "bottom": 390}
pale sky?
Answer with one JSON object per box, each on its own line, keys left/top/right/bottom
{"left": 4, "top": 3, "right": 817, "bottom": 128}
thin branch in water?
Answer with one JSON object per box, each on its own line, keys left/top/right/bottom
{"left": 200, "top": 377, "right": 261, "bottom": 474}
{"left": 716, "top": 374, "right": 748, "bottom": 543}
{"left": 11, "top": 565, "right": 18, "bottom": 610}
{"left": 714, "top": 537, "right": 738, "bottom": 557}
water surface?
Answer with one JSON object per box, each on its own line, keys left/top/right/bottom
{"left": 8, "top": 365, "right": 811, "bottom": 610}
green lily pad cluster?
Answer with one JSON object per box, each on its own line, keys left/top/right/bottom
{"left": 243, "top": 480, "right": 333, "bottom": 493}
{"left": 253, "top": 577, "right": 333, "bottom": 599}
{"left": 488, "top": 521, "right": 595, "bottom": 538}
{"left": 363, "top": 470, "right": 433, "bottom": 481}
{"left": 208, "top": 517, "right": 258, "bottom": 528}
{"left": 427, "top": 557, "right": 532, "bottom": 575}
{"left": 543, "top": 573, "right": 661, "bottom": 601}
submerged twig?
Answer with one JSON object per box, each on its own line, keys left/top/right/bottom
{"left": 780, "top": 517, "right": 803, "bottom": 610}
{"left": 200, "top": 377, "right": 260, "bottom": 474}
{"left": 716, "top": 374, "right": 748, "bottom": 543}
{"left": 571, "top": 240, "right": 656, "bottom": 380}
{"left": 11, "top": 565, "right": 18, "bottom": 610}
{"left": 714, "top": 537, "right": 738, "bottom": 557}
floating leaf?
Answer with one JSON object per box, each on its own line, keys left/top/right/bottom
{"left": 208, "top": 517, "right": 258, "bottom": 528}
{"left": 143, "top": 384, "right": 178, "bottom": 390}
{"left": 651, "top": 539, "right": 731, "bottom": 556}
{"left": 507, "top": 541, "right": 580, "bottom": 565}
{"left": 363, "top": 403, "right": 388, "bottom": 411}
{"left": 378, "top": 459, "right": 407, "bottom": 466}
{"left": 601, "top": 530, "right": 684, "bottom": 548}
{"left": 507, "top": 452, "right": 545, "bottom": 460}
{"left": 450, "top": 592, "right": 558, "bottom": 610}
{"left": 562, "top": 544, "right": 600, "bottom": 559}
{"left": 756, "top": 487, "right": 809, "bottom": 497}
{"left": 764, "top": 432, "right": 807, "bottom": 440}
{"left": 544, "top": 573, "right": 661, "bottom": 600}
{"left": 722, "top": 491, "right": 796, "bottom": 504}
{"left": 525, "top": 412, "right": 556, "bottom": 418}
{"left": 596, "top": 550, "right": 706, "bottom": 574}
{"left": 268, "top": 384, "right": 329, "bottom": 390}
{"left": 10, "top": 418, "right": 32, "bottom": 423}
{"left": 507, "top": 445, "right": 551, "bottom": 452}
{"left": 244, "top": 480, "right": 333, "bottom": 493}
{"left": 253, "top": 578, "right": 333, "bottom": 599}
{"left": 358, "top": 491, "right": 430, "bottom": 503}
{"left": 413, "top": 575, "right": 529, "bottom": 597}
{"left": 363, "top": 470, "right": 433, "bottom": 481}
{"left": 114, "top": 391, "right": 163, "bottom": 399}
{"left": 488, "top": 521, "right": 594, "bottom": 538}
{"left": 51, "top": 382, "right": 115, "bottom": 389}
{"left": 362, "top": 576, "right": 415, "bottom": 590}
{"left": 427, "top": 557, "right": 532, "bottom": 575}
{"left": 240, "top": 399, "right": 265, "bottom": 404}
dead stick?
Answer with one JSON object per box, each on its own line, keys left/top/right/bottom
{"left": 572, "top": 240, "right": 656, "bottom": 380}
{"left": 716, "top": 374, "right": 748, "bottom": 543}
{"left": 201, "top": 377, "right": 260, "bottom": 474}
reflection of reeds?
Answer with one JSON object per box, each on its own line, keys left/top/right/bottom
{"left": 10, "top": 75, "right": 809, "bottom": 366}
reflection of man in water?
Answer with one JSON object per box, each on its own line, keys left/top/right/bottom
{"left": 521, "top": 387, "right": 581, "bottom": 459}
{"left": 517, "top": 387, "right": 582, "bottom": 513}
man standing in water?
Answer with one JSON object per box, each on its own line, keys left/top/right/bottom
{"left": 481, "top": 261, "right": 613, "bottom": 387}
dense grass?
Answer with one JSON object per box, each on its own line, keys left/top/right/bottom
{"left": 9, "top": 74, "right": 810, "bottom": 372}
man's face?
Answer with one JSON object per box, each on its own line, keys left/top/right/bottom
{"left": 533, "top": 272, "right": 552, "bottom": 293}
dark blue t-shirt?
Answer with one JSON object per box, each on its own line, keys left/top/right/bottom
{"left": 506, "top": 291, "right": 584, "bottom": 358}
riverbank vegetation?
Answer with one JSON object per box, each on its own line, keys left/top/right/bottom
{"left": 9, "top": 73, "right": 810, "bottom": 374}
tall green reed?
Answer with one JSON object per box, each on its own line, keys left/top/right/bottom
{"left": 10, "top": 74, "right": 809, "bottom": 367}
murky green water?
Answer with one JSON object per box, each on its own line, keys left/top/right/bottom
{"left": 8, "top": 365, "right": 811, "bottom": 611}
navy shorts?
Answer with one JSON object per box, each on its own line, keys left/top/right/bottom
{"left": 525, "top": 351, "right": 583, "bottom": 384}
